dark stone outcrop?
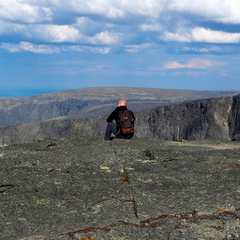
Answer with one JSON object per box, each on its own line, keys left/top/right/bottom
{"left": 1, "top": 94, "right": 240, "bottom": 145}
{"left": 136, "top": 95, "right": 235, "bottom": 141}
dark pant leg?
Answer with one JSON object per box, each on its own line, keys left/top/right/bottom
{"left": 104, "top": 122, "right": 116, "bottom": 140}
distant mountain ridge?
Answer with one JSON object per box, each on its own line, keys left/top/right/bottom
{"left": 1, "top": 92, "right": 240, "bottom": 145}
{"left": 0, "top": 87, "right": 239, "bottom": 127}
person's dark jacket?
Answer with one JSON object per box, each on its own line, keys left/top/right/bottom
{"left": 107, "top": 106, "right": 135, "bottom": 136}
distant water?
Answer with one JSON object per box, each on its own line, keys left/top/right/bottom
{"left": 0, "top": 89, "right": 60, "bottom": 98}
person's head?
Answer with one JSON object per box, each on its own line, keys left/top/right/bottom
{"left": 117, "top": 99, "right": 127, "bottom": 107}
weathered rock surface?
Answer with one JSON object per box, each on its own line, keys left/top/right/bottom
{"left": 1, "top": 94, "right": 240, "bottom": 145}
{"left": 0, "top": 136, "right": 239, "bottom": 239}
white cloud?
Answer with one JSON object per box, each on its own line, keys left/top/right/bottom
{"left": 37, "top": 25, "right": 81, "bottom": 42}
{"left": 1, "top": 0, "right": 240, "bottom": 28}
{"left": 0, "top": 42, "right": 60, "bottom": 54}
{"left": 163, "top": 29, "right": 191, "bottom": 42}
{"left": 1, "top": 22, "right": 82, "bottom": 43}
{"left": 0, "top": 0, "right": 52, "bottom": 23}
{"left": 119, "top": 0, "right": 164, "bottom": 18}
{"left": 180, "top": 46, "right": 222, "bottom": 53}
{"left": 0, "top": 20, "right": 29, "bottom": 37}
{"left": 94, "top": 47, "right": 111, "bottom": 54}
{"left": 0, "top": 0, "right": 240, "bottom": 52}
{"left": 192, "top": 27, "right": 240, "bottom": 43}
{"left": 63, "top": 45, "right": 111, "bottom": 54}
{"left": 163, "top": 59, "right": 224, "bottom": 70}
{"left": 0, "top": 0, "right": 165, "bottom": 24}
{"left": 0, "top": 41, "right": 113, "bottom": 55}
{"left": 87, "top": 46, "right": 111, "bottom": 54}
{"left": 73, "top": 0, "right": 164, "bottom": 19}
{"left": 164, "top": 27, "right": 240, "bottom": 43}
{"left": 6, "top": 0, "right": 238, "bottom": 25}
{"left": 83, "top": 0, "right": 125, "bottom": 18}
{"left": 168, "top": 0, "right": 240, "bottom": 24}
{"left": 124, "top": 43, "right": 156, "bottom": 53}
{"left": 91, "top": 31, "right": 121, "bottom": 45}
{"left": 140, "top": 22, "right": 162, "bottom": 32}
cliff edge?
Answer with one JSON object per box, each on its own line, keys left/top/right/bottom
{"left": 1, "top": 94, "right": 240, "bottom": 145}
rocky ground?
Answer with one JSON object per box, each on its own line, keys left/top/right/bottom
{"left": 0, "top": 136, "right": 239, "bottom": 240}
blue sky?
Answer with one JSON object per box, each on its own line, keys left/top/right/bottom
{"left": 0, "top": 0, "right": 240, "bottom": 97}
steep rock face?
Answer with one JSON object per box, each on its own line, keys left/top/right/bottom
{"left": 136, "top": 96, "right": 234, "bottom": 141}
{"left": 0, "top": 98, "right": 96, "bottom": 126}
{"left": 1, "top": 95, "right": 240, "bottom": 145}
{"left": 228, "top": 95, "right": 240, "bottom": 140}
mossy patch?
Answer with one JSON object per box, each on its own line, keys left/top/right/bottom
{"left": 136, "top": 159, "right": 155, "bottom": 163}
{"left": 100, "top": 165, "right": 111, "bottom": 173}
{"left": 36, "top": 198, "right": 51, "bottom": 206}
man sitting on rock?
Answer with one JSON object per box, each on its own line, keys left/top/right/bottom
{"left": 104, "top": 99, "right": 135, "bottom": 141}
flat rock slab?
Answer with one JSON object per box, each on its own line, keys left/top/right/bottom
{"left": 0, "top": 137, "right": 239, "bottom": 240}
